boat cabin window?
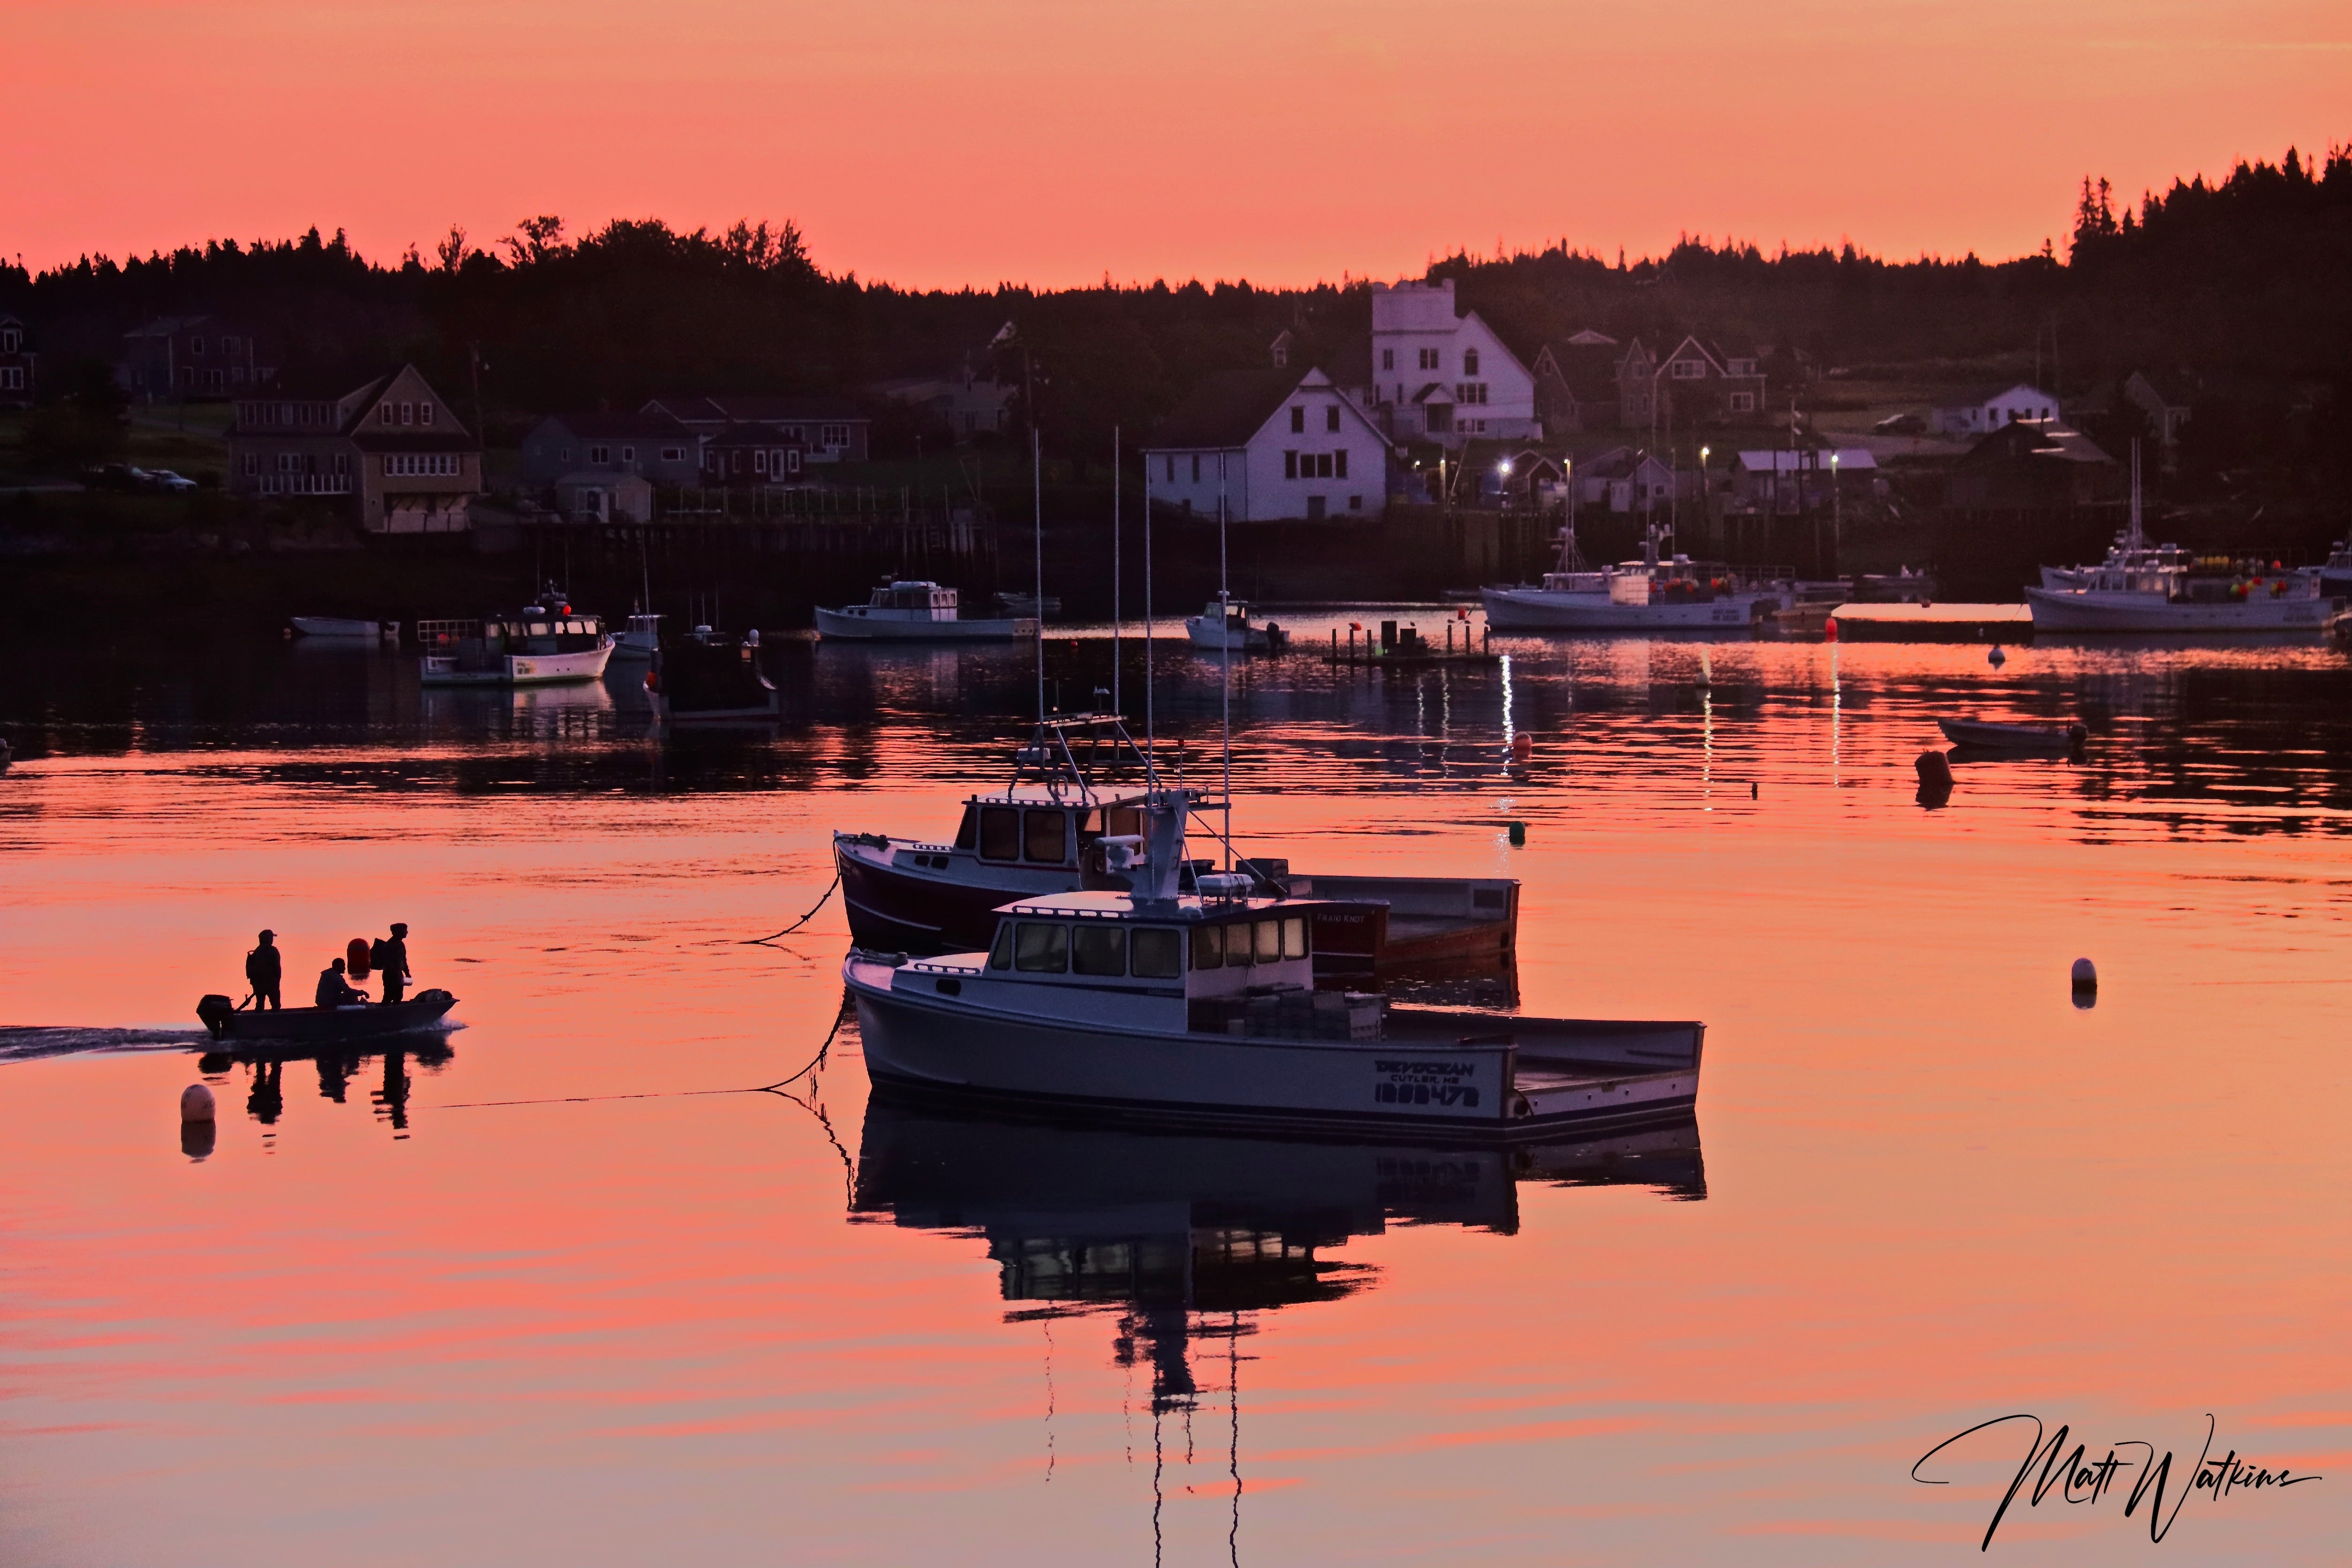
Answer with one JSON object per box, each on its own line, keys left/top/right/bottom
{"left": 1013, "top": 922, "right": 1068, "bottom": 973}
{"left": 979, "top": 806, "right": 1021, "bottom": 861}
{"left": 988, "top": 925, "right": 1013, "bottom": 969}
{"left": 955, "top": 806, "right": 978, "bottom": 851}
{"left": 1131, "top": 927, "right": 1182, "bottom": 979}
{"left": 1191, "top": 916, "right": 1310, "bottom": 969}
{"left": 1106, "top": 805, "right": 1142, "bottom": 837}
{"left": 1283, "top": 916, "right": 1307, "bottom": 959}
{"left": 1071, "top": 926, "right": 1126, "bottom": 976}
{"left": 1024, "top": 809, "right": 1068, "bottom": 864}
{"left": 1191, "top": 924, "right": 1222, "bottom": 970}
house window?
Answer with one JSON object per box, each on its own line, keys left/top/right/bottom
{"left": 1348, "top": 494, "right": 1363, "bottom": 510}
{"left": 559, "top": 446, "right": 572, "bottom": 461}
{"left": 1671, "top": 359, "right": 1705, "bottom": 379}
{"left": 1166, "top": 456, "right": 1176, "bottom": 482}
{"left": 1418, "top": 347, "right": 1439, "bottom": 370}
{"left": 334, "top": 453, "right": 349, "bottom": 475}
{"left": 223, "top": 336, "right": 240, "bottom": 354}
{"left": 1290, "top": 407, "right": 1305, "bottom": 433}
{"left": 188, "top": 336, "right": 205, "bottom": 356}
{"left": 1381, "top": 348, "right": 1394, "bottom": 371}
{"left": 1316, "top": 454, "right": 1333, "bottom": 478}
{"left": 400, "top": 402, "right": 415, "bottom": 425}
{"left": 1284, "top": 451, "right": 1298, "bottom": 479}
{"left": 784, "top": 449, "right": 802, "bottom": 475}
{"left": 278, "top": 452, "right": 302, "bottom": 472}
{"left": 1729, "top": 358, "right": 1756, "bottom": 376}
{"left": 0, "top": 368, "right": 19, "bottom": 392}
{"left": 1325, "top": 406, "right": 1340, "bottom": 432}
{"left": 419, "top": 403, "right": 433, "bottom": 426}
{"left": 753, "top": 450, "right": 769, "bottom": 475}
{"left": 620, "top": 445, "right": 634, "bottom": 461}
{"left": 820, "top": 423, "right": 850, "bottom": 449}
{"left": 1335, "top": 451, "right": 1349, "bottom": 480}
{"left": 1191, "top": 455, "right": 1201, "bottom": 482}
{"left": 661, "top": 446, "right": 684, "bottom": 461}
{"left": 242, "top": 453, "right": 258, "bottom": 475}
{"left": 1728, "top": 392, "right": 1756, "bottom": 414}
{"left": 590, "top": 445, "right": 610, "bottom": 464}
{"left": 381, "top": 402, "right": 395, "bottom": 423}
{"left": 1463, "top": 348, "right": 1480, "bottom": 375}
{"left": 0, "top": 328, "right": 19, "bottom": 351}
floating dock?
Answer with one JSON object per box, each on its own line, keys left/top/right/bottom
{"left": 1826, "top": 603, "right": 2032, "bottom": 642}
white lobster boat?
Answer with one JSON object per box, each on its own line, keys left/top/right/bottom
{"left": 1184, "top": 596, "right": 1290, "bottom": 651}
{"left": 843, "top": 799, "right": 1701, "bottom": 1142}
{"left": 816, "top": 580, "right": 1034, "bottom": 641}
{"left": 1482, "top": 523, "right": 1775, "bottom": 633}
{"left": 417, "top": 603, "right": 616, "bottom": 686}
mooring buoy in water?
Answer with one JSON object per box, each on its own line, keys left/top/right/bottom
{"left": 1507, "top": 821, "right": 1527, "bottom": 846}
{"left": 1512, "top": 733, "right": 1533, "bottom": 763}
{"left": 2071, "top": 957, "right": 2098, "bottom": 1007}
{"left": 180, "top": 1083, "right": 216, "bottom": 1123}
{"left": 1989, "top": 645, "right": 2008, "bottom": 667}
{"left": 1915, "top": 751, "right": 1954, "bottom": 788}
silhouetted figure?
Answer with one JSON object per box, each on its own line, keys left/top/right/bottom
{"left": 375, "top": 1047, "right": 411, "bottom": 1132}
{"left": 376, "top": 923, "right": 412, "bottom": 1006}
{"left": 248, "top": 1059, "right": 284, "bottom": 1124}
{"left": 315, "top": 957, "right": 367, "bottom": 1008}
{"left": 246, "top": 930, "right": 283, "bottom": 1010}
{"left": 317, "top": 1050, "right": 353, "bottom": 1105}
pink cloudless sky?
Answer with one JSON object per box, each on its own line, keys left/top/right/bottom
{"left": 2, "top": 0, "right": 2344, "bottom": 287}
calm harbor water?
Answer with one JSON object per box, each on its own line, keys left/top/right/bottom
{"left": 2, "top": 616, "right": 2348, "bottom": 1565}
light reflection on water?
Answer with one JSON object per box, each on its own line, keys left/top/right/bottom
{"left": 0, "top": 622, "right": 2349, "bottom": 1565}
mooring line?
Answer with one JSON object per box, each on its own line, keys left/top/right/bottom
{"left": 742, "top": 874, "right": 841, "bottom": 944}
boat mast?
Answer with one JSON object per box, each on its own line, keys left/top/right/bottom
{"left": 1044, "top": 430, "right": 1054, "bottom": 724}
{"left": 1143, "top": 460, "right": 1156, "bottom": 791}
{"left": 1218, "top": 454, "right": 1232, "bottom": 871}
{"left": 1112, "top": 425, "right": 1122, "bottom": 717}
{"left": 2127, "top": 439, "right": 2143, "bottom": 551}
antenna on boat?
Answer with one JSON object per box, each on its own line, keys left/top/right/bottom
{"left": 2127, "top": 439, "right": 2143, "bottom": 550}
{"left": 1143, "top": 459, "right": 1156, "bottom": 791}
{"left": 1112, "top": 425, "right": 1122, "bottom": 718}
{"left": 1044, "top": 430, "right": 1054, "bottom": 724}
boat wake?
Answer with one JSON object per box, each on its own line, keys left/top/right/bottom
{"left": 0, "top": 1026, "right": 211, "bottom": 1063}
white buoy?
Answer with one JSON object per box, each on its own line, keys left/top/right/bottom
{"left": 180, "top": 1083, "right": 216, "bottom": 1123}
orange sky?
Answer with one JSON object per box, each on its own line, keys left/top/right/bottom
{"left": 4, "top": 0, "right": 2347, "bottom": 288}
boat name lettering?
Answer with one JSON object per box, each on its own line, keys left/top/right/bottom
{"left": 1374, "top": 1059, "right": 1479, "bottom": 1078}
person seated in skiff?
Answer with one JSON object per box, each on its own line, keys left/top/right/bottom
{"left": 315, "top": 957, "right": 369, "bottom": 1008}
{"left": 245, "top": 929, "right": 283, "bottom": 1011}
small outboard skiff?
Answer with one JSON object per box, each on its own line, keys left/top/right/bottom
{"left": 1936, "top": 718, "right": 2087, "bottom": 752}
{"left": 196, "top": 989, "right": 458, "bottom": 1044}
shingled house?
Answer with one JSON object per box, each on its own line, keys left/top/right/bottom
{"left": 1144, "top": 366, "right": 1392, "bottom": 522}
{"left": 120, "top": 315, "right": 279, "bottom": 401}
{"left": 0, "top": 315, "right": 33, "bottom": 408}
{"left": 1615, "top": 336, "right": 1768, "bottom": 430}
{"left": 638, "top": 395, "right": 869, "bottom": 464}
{"left": 1531, "top": 330, "right": 1621, "bottom": 434}
{"left": 228, "top": 365, "right": 481, "bottom": 533}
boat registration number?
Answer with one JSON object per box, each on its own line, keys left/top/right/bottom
{"left": 1373, "top": 1057, "right": 1481, "bottom": 1109}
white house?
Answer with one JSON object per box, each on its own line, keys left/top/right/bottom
{"left": 1144, "top": 366, "right": 1391, "bottom": 523}
{"left": 1345, "top": 279, "right": 1539, "bottom": 448}
{"left": 1929, "top": 383, "right": 2061, "bottom": 438}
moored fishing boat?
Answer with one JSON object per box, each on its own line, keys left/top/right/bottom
{"left": 291, "top": 616, "right": 397, "bottom": 640}
{"left": 196, "top": 989, "right": 458, "bottom": 1043}
{"left": 647, "top": 627, "right": 782, "bottom": 722}
{"left": 1482, "top": 522, "right": 1777, "bottom": 632}
{"left": 1184, "top": 596, "right": 1289, "bottom": 651}
{"left": 1936, "top": 717, "right": 2086, "bottom": 751}
{"left": 843, "top": 802, "right": 1699, "bottom": 1142}
{"left": 816, "top": 580, "right": 1034, "bottom": 641}
{"left": 416, "top": 600, "right": 615, "bottom": 686}
{"left": 611, "top": 611, "right": 663, "bottom": 659}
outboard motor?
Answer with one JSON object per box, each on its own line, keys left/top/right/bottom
{"left": 196, "top": 995, "right": 236, "bottom": 1040}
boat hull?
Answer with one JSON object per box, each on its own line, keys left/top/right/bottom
{"left": 815, "top": 606, "right": 1035, "bottom": 641}
{"left": 1184, "top": 619, "right": 1286, "bottom": 651}
{"left": 1481, "top": 586, "right": 1767, "bottom": 631}
{"left": 291, "top": 616, "right": 385, "bottom": 639}
{"left": 847, "top": 958, "right": 1699, "bottom": 1144}
{"left": 1936, "top": 718, "right": 2083, "bottom": 750}
{"left": 420, "top": 642, "right": 616, "bottom": 685}
{"left": 197, "top": 992, "right": 457, "bottom": 1043}
{"left": 2024, "top": 588, "right": 2339, "bottom": 633}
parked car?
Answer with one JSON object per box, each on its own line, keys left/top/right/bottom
{"left": 1873, "top": 413, "right": 1926, "bottom": 436}
{"left": 147, "top": 469, "right": 198, "bottom": 491}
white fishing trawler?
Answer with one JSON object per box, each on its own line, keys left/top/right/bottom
{"left": 843, "top": 798, "right": 1701, "bottom": 1141}
{"left": 816, "top": 580, "right": 1036, "bottom": 641}
{"left": 416, "top": 600, "right": 616, "bottom": 686}
{"left": 2026, "top": 451, "right": 2339, "bottom": 633}
{"left": 1482, "top": 523, "right": 1776, "bottom": 632}
{"left": 611, "top": 611, "right": 663, "bottom": 659}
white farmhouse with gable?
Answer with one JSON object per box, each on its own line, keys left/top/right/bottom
{"left": 1929, "top": 382, "right": 2061, "bottom": 438}
{"left": 1344, "top": 278, "right": 1539, "bottom": 448}
{"left": 1144, "top": 366, "right": 1391, "bottom": 522}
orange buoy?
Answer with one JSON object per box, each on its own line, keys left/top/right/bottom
{"left": 346, "top": 937, "right": 372, "bottom": 979}
{"left": 1511, "top": 733, "right": 1534, "bottom": 762}
{"left": 1824, "top": 616, "right": 1839, "bottom": 642}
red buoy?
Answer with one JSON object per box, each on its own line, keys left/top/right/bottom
{"left": 1512, "top": 733, "right": 1534, "bottom": 762}
{"left": 346, "top": 937, "right": 372, "bottom": 979}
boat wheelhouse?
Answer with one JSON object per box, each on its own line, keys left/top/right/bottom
{"left": 416, "top": 603, "right": 616, "bottom": 686}
{"left": 815, "top": 580, "right": 1035, "bottom": 642}
{"left": 612, "top": 612, "right": 663, "bottom": 658}
{"left": 846, "top": 887, "right": 1700, "bottom": 1142}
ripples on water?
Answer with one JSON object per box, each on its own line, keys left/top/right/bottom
{"left": 0, "top": 617, "right": 2347, "bottom": 1565}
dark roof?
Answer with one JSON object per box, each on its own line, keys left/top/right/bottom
{"left": 1960, "top": 422, "right": 2113, "bottom": 466}
{"left": 1150, "top": 369, "right": 1306, "bottom": 448}
{"left": 1540, "top": 341, "right": 1621, "bottom": 400}
{"left": 539, "top": 412, "right": 695, "bottom": 440}
{"left": 706, "top": 422, "right": 808, "bottom": 449}
{"left": 2127, "top": 368, "right": 2197, "bottom": 406}
{"left": 645, "top": 395, "right": 864, "bottom": 425}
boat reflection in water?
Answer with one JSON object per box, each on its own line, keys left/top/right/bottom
{"left": 197, "top": 1036, "right": 452, "bottom": 1139}
{"left": 852, "top": 1094, "right": 1702, "bottom": 1426}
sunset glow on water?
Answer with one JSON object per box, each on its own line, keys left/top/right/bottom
{"left": 2, "top": 626, "right": 2346, "bottom": 1564}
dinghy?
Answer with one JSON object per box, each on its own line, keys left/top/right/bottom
{"left": 196, "top": 989, "right": 458, "bottom": 1044}
{"left": 1936, "top": 718, "right": 2086, "bottom": 751}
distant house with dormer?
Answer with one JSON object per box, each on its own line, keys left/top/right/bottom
{"left": 1339, "top": 279, "right": 1540, "bottom": 449}
{"left": 0, "top": 315, "right": 33, "bottom": 408}
{"left": 228, "top": 365, "right": 480, "bottom": 533}
{"left": 2122, "top": 370, "right": 2195, "bottom": 455}
{"left": 1145, "top": 366, "right": 1392, "bottom": 522}
{"left": 702, "top": 423, "right": 811, "bottom": 485}
{"left": 1531, "top": 330, "right": 1621, "bottom": 434}
{"left": 867, "top": 365, "right": 1016, "bottom": 440}
{"left": 119, "top": 315, "right": 279, "bottom": 401}
{"left": 1615, "top": 336, "right": 1768, "bottom": 430}
{"left": 639, "top": 395, "right": 869, "bottom": 463}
